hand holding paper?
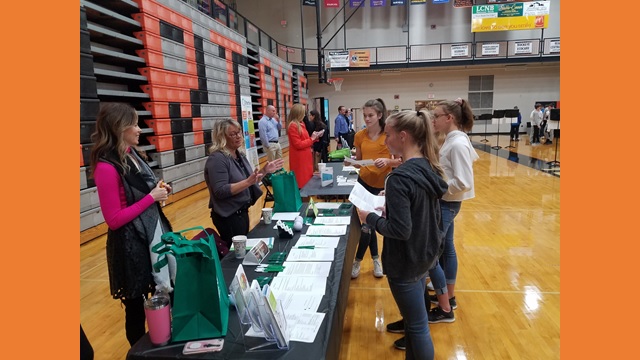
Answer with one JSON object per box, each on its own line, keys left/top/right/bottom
{"left": 348, "top": 182, "right": 385, "bottom": 216}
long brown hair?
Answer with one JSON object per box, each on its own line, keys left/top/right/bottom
{"left": 363, "top": 98, "right": 388, "bottom": 134}
{"left": 437, "top": 98, "right": 474, "bottom": 132}
{"left": 90, "top": 103, "right": 139, "bottom": 173}
{"left": 385, "top": 109, "right": 444, "bottom": 177}
{"left": 287, "top": 103, "right": 306, "bottom": 135}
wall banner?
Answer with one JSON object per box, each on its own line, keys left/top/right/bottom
{"left": 411, "top": 0, "right": 427, "bottom": 4}
{"left": 328, "top": 50, "right": 350, "bottom": 68}
{"left": 472, "top": 1, "right": 550, "bottom": 32}
{"left": 240, "top": 95, "right": 259, "bottom": 168}
{"left": 350, "top": 0, "right": 365, "bottom": 7}
{"left": 391, "top": 0, "right": 406, "bottom": 5}
{"left": 349, "top": 50, "right": 370, "bottom": 67}
{"left": 303, "top": 0, "right": 316, "bottom": 6}
{"left": 548, "top": 39, "right": 560, "bottom": 53}
{"left": 370, "top": 0, "right": 387, "bottom": 7}
{"left": 325, "top": 0, "right": 340, "bottom": 8}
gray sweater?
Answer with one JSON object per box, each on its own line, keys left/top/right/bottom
{"left": 204, "top": 150, "right": 263, "bottom": 217}
{"left": 366, "top": 157, "right": 448, "bottom": 281}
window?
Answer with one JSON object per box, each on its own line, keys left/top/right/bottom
{"left": 468, "top": 75, "right": 494, "bottom": 117}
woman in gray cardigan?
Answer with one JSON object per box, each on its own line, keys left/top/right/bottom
{"left": 204, "top": 119, "right": 284, "bottom": 246}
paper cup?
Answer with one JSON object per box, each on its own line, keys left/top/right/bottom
{"left": 262, "top": 207, "right": 273, "bottom": 224}
{"left": 318, "top": 163, "right": 326, "bottom": 172}
{"left": 232, "top": 235, "right": 247, "bottom": 259}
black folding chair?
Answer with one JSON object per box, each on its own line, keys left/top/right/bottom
{"left": 262, "top": 174, "right": 275, "bottom": 208}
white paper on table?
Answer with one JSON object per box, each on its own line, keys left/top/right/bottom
{"left": 348, "top": 182, "right": 385, "bottom": 216}
{"left": 270, "top": 275, "right": 327, "bottom": 295}
{"left": 294, "top": 236, "right": 340, "bottom": 248}
{"left": 275, "top": 291, "right": 323, "bottom": 313}
{"left": 313, "top": 216, "right": 351, "bottom": 225}
{"left": 281, "top": 261, "right": 333, "bottom": 277}
{"left": 342, "top": 165, "right": 357, "bottom": 172}
{"left": 314, "top": 202, "right": 341, "bottom": 210}
{"left": 344, "top": 158, "right": 375, "bottom": 167}
{"left": 272, "top": 212, "right": 301, "bottom": 221}
{"left": 286, "top": 248, "right": 335, "bottom": 262}
{"left": 304, "top": 225, "right": 347, "bottom": 236}
{"left": 285, "top": 311, "right": 326, "bottom": 343}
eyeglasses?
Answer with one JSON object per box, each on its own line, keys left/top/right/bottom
{"left": 227, "top": 131, "right": 243, "bottom": 138}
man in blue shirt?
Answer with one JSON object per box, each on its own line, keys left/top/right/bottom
{"left": 334, "top": 106, "right": 349, "bottom": 149}
{"left": 258, "top": 105, "right": 282, "bottom": 161}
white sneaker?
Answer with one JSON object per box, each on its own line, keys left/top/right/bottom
{"left": 427, "top": 281, "right": 434, "bottom": 291}
{"left": 373, "top": 259, "right": 383, "bottom": 278}
{"left": 351, "top": 261, "right": 361, "bottom": 279}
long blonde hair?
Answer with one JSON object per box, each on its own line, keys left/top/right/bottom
{"left": 209, "top": 119, "right": 244, "bottom": 156}
{"left": 90, "top": 103, "right": 139, "bottom": 173}
{"left": 287, "top": 103, "right": 306, "bottom": 135}
{"left": 385, "top": 110, "right": 444, "bottom": 177}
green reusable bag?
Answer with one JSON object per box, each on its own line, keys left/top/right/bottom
{"left": 152, "top": 226, "right": 229, "bottom": 342}
{"left": 328, "top": 147, "right": 351, "bottom": 160}
{"left": 271, "top": 171, "right": 303, "bottom": 213}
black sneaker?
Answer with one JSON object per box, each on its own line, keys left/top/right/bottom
{"left": 386, "top": 319, "right": 404, "bottom": 333}
{"left": 393, "top": 336, "right": 406, "bottom": 350}
{"left": 428, "top": 295, "right": 458, "bottom": 310}
{"left": 428, "top": 306, "right": 455, "bottom": 323}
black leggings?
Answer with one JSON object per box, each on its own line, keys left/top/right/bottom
{"left": 355, "top": 178, "right": 383, "bottom": 260}
{"left": 211, "top": 209, "right": 250, "bottom": 248}
{"left": 121, "top": 297, "right": 146, "bottom": 346}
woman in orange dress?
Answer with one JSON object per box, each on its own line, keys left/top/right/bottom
{"left": 287, "top": 103, "right": 324, "bottom": 188}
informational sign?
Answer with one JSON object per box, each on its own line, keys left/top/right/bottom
{"left": 325, "top": 0, "right": 340, "bottom": 7}
{"left": 350, "top": 0, "right": 365, "bottom": 7}
{"left": 482, "top": 43, "right": 500, "bottom": 56}
{"left": 241, "top": 95, "right": 259, "bottom": 168}
{"left": 472, "top": 1, "right": 550, "bottom": 32}
{"left": 391, "top": 0, "right": 406, "bottom": 5}
{"left": 370, "top": 0, "right": 387, "bottom": 7}
{"left": 549, "top": 39, "right": 560, "bottom": 53}
{"left": 451, "top": 44, "right": 469, "bottom": 57}
{"left": 349, "top": 50, "right": 370, "bottom": 67}
{"left": 328, "top": 50, "right": 370, "bottom": 68}
{"left": 514, "top": 41, "right": 533, "bottom": 54}
{"left": 327, "top": 51, "right": 350, "bottom": 68}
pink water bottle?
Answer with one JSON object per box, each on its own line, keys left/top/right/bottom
{"left": 144, "top": 294, "right": 171, "bottom": 346}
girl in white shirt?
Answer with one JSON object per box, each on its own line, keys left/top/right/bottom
{"left": 427, "top": 98, "right": 479, "bottom": 323}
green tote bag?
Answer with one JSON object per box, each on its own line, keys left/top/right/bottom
{"left": 270, "top": 171, "right": 303, "bottom": 213}
{"left": 152, "top": 226, "right": 230, "bottom": 342}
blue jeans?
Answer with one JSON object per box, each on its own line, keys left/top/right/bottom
{"left": 428, "top": 200, "right": 462, "bottom": 295}
{"left": 388, "top": 274, "right": 434, "bottom": 360}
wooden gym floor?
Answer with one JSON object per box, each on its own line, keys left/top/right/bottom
{"left": 80, "top": 134, "right": 560, "bottom": 359}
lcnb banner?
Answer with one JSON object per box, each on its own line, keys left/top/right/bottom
{"left": 472, "top": 1, "right": 550, "bottom": 32}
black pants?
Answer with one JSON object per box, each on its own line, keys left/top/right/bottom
{"left": 122, "top": 297, "right": 146, "bottom": 346}
{"left": 510, "top": 124, "right": 519, "bottom": 140}
{"left": 80, "top": 325, "right": 94, "bottom": 360}
{"left": 355, "top": 178, "right": 383, "bottom": 260}
{"left": 211, "top": 208, "right": 250, "bottom": 248}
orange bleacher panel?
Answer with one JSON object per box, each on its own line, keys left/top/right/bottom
{"left": 136, "top": 49, "right": 163, "bottom": 68}
{"left": 146, "top": 134, "right": 174, "bottom": 152}
{"left": 133, "top": 30, "right": 162, "bottom": 52}
{"left": 230, "top": 108, "right": 238, "bottom": 118}
{"left": 132, "top": 13, "right": 161, "bottom": 34}
{"left": 80, "top": 144, "right": 84, "bottom": 167}
{"left": 140, "top": 84, "right": 191, "bottom": 102}
{"left": 134, "top": 0, "right": 193, "bottom": 35}
{"left": 193, "top": 131, "right": 204, "bottom": 145}
{"left": 138, "top": 67, "right": 198, "bottom": 89}
{"left": 143, "top": 101, "right": 191, "bottom": 118}
{"left": 192, "top": 118, "right": 203, "bottom": 132}
{"left": 143, "top": 119, "right": 172, "bottom": 135}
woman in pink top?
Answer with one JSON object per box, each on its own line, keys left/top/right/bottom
{"left": 90, "top": 103, "right": 173, "bottom": 346}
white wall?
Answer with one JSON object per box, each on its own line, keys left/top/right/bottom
{"left": 234, "top": 0, "right": 560, "bottom": 50}
{"left": 307, "top": 65, "right": 560, "bottom": 131}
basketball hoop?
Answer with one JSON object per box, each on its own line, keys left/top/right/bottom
{"left": 328, "top": 78, "right": 344, "bottom": 92}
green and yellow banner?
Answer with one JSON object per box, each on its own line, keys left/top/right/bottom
{"left": 471, "top": 1, "right": 550, "bottom": 32}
